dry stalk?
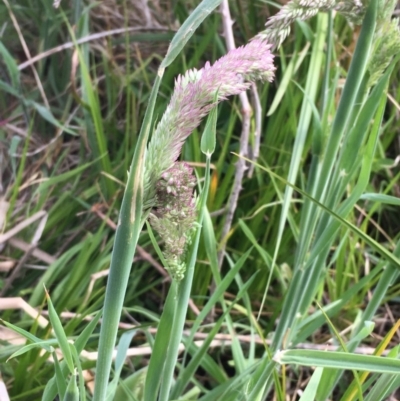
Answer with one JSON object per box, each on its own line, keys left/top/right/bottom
{"left": 217, "top": 0, "right": 263, "bottom": 269}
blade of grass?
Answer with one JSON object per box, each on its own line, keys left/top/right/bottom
{"left": 0, "top": 320, "right": 53, "bottom": 354}
{"left": 70, "top": 344, "right": 85, "bottom": 401}
{"left": 45, "top": 287, "right": 74, "bottom": 374}
{"left": 63, "top": 372, "right": 79, "bottom": 401}
{"left": 299, "top": 367, "right": 323, "bottom": 401}
{"left": 53, "top": 351, "right": 67, "bottom": 400}
{"left": 92, "top": 72, "right": 159, "bottom": 400}
{"left": 106, "top": 330, "right": 138, "bottom": 401}
{"left": 274, "top": 349, "right": 400, "bottom": 374}
{"left": 160, "top": 0, "right": 223, "bottom": 68}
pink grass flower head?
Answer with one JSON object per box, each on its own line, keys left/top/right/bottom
{"left": 144, "top": 38, "right": 275, "bottom": 280}
{"left": 257, "top": 0, "right": 365, "bottom": 49}
{"left": 144, "top": 39, "right": 275, "bottom": 203}
{"left": 149, "top": 162, "right": 197, "bottom": 281}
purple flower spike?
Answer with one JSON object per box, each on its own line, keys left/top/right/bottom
{"left": 144, "top": 38, "right": 275, "bottom": 280}
{"left": 144, "top": 38, "right": 275, "bottom": 207}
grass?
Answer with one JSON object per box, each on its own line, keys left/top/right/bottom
{"left": 1, "top": 0, "right": 400, "bottom": 400}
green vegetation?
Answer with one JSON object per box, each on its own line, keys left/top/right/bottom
{"left": 1, "top": 0, "right": 400, "bottom": 400}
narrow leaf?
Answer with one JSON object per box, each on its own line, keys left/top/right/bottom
{"left": 275, "top": 349, "right": 400, "bottom": 374}
{"left": 45, "top": 288, "right": 75, "bottom": 374}
{"left": 201, "top": 100, "right": 218, "bottom": 157}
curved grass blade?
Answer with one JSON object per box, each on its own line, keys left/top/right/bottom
{"left": 274, "top": 349, "right": 400, "bottom": 374}
{"left": 161, "top": 0, "right": 223, "bottom": 68}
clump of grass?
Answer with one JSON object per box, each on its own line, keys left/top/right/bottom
{"left": 1, "top": 0, "right": 400, "bottom": 400}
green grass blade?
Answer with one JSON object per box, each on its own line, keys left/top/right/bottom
{"left": 316, "top": 242, "right": 400, "bottom": 400}
{"left": 37, "top": 157, "right": 101, "bottom": 191}
{"left": 246, "top": 358, "right": 276, "bottom": 400}
{"left": 299, "top": 367, "right": 323, "bottom": 401}
{"left": 0, "top": 40, "right": 20, "bottom": 87}
{"left": 106, "top": 330, "right": 137, "bottom": 401}
{"left": 62, "top": 373, "right": 79, "bottom": 401}
{"left": 0, "top": 320, "right": 53, "bottom": 353}
{"left": 92, "top": 66, "right": 158, "bottom": 398}
{"left": 53, "top": 351, "right": 67, "bottom": 400}
{"left": 6, "top": 341, "right": 57, "bottom": 360}
{"left": 142, "top": 281, "right": 178, "bottom": 401}
{"left": 45, "top": 288, "right": 74, "bottom": 374}
{"left": 161, "top": 0, "right": 223, "bottom": 68}
{"left": 360, "top": 193, "right": 400, "bottom": 205}
{"left": 275, "top": 349, "right": 400, "bottom": 374}
{"left": 70, "top": 344, "right": 85, "bottom": 401}
{"left": 201, "top": 96, "right": 218, "bottom": 156}
{"left": 26, "top": 100, "right": 77, "bottom": 136}
{"left": 74, "top": 311, "right": 102, "bottom": 353}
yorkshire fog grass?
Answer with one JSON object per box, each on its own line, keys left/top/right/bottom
{"left": 1, "top": 0, "right": 400, "bottom": 400}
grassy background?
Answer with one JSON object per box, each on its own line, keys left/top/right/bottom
{"left": 1, "top": 0, "right": 400, "bottom": 400}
